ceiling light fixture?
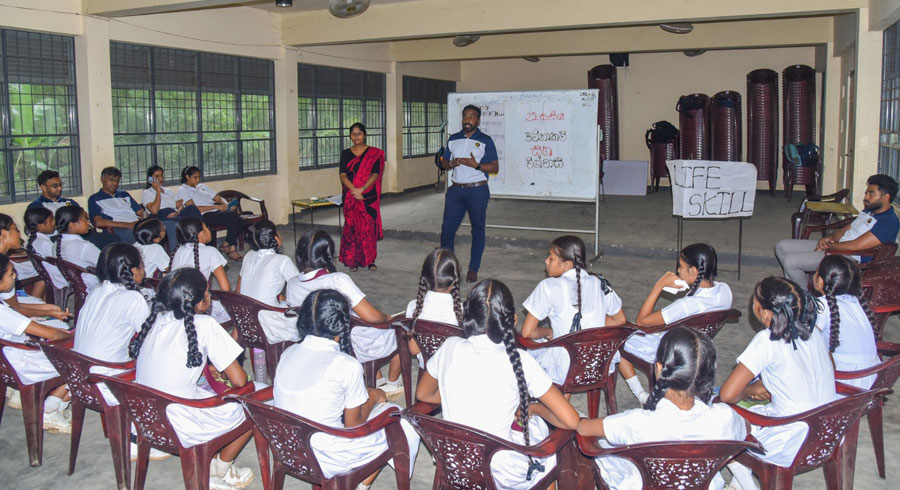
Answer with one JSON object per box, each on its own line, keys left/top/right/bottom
{"left": 275, "top": 0, "right": 292, "bottom": 7}
{"left": 453, "top": 35, "right": 481, "bottom": 47}
{"left": 329, "top": 0, "right": 370, "bottom": 18}
{"left": 683, "top": 49, "right": 706, "bottom": 57}
{"left": 659, "top": 22, "right": 694, "bottom": 34}
{"left": 523, "top": 56, "right": 540, "bottom": 62}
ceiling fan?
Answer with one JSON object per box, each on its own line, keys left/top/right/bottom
{"left": 329, "top": 0, "right": 370, "bottom": 18}
{"left": 453, "top": 35, "right": 481, "bottom": 47}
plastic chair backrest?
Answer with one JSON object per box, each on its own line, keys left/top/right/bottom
{"left": 38, "top": 343, "right": 107, "bottom": 412}
{"left": 96, "top": 374, "right": 184, "bottom": 454}
{"left": 393, "top": 317, "right": 463, "bottom": 366}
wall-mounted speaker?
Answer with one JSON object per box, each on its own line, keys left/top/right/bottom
{"left": 609, "top": 53, "right": 629, "bottom": 67}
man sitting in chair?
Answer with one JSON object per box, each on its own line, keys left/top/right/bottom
{"left": 775, "top": 174, "right": 899, "bottom": 287}
{"left": 29, "top": 169, "right": 120, "bottom": 249}
{"left": 88, "top": 167, "right": 177, "bottom": 248}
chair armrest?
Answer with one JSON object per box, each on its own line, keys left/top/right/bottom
{"left": 409, "top": 401, "right": 440, "bottom": 415}
{"left": 836, "top": 363, "right": 891, "bottom": 381}
{"left": 515, "top": 331, "right": 548, "bottom": 350}
{"left": 872, "top": 304, "right": 900, "bottom": 314}
{"left": 501, "top": 428, "right": 574, "bottom": 459}
{"left": 237, "top": 385, "right": 274, "bottom": 403}
{"left": 623, "top": 321, "right": 667, "bottom": 335}
{"left": 297, "top": 406, "right": 403, "bottom": 438}
{"left": 826, "top": 248, "right": 880, "bottom": 257}
{"left": 350, "top": 317, "right": 391, "bottom": 330}
{"left": 92, "top": 359, "right": 136, "bottom": 371}
{"left": 803, "top": 217, "right": 855, "bottom": 237}
{"left": 727, "top": 402, "right": 808, "bottom": 427}
{"left": 222, "top": 382, "right": 256, "bottom": 398}
{"left": 91, "top": 372, "right": 237, "bottom": 409}
{"left": 877, "top": 341, "right": 900, "bottom": 357}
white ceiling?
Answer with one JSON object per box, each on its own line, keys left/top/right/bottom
{"left": 248, "top": 0, "right": 423, "bottom": 13}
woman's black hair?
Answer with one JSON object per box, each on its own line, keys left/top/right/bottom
{"left": 145, "top": 165, "right": 164, "bottom": 189}
{"left": 54, "top": 206, "right": 85, "bottom": 258}
{"left": 0, "top": 253, "right": 12, "bottom": 290}
{"left": 23, "top": 208, "right": 52, "bottom": 276}
{"left": 168, "top": 217, "right": 202, "bottom": 272}
{"left": 134, "top": 217, "right": 165, "bottom": 245}
{"left": 680, "top": 243, "right": 718, "bottom": 296}
{"left": 295, "top": 230, "right": 337, "bottom": 273}
{"left": 754, "top": 276, "right": 817, "bottom": 349}
{"left": 411, "top": 248, "right": 463, "bottom": 327}
{"left": 296, "top": 288, "right": 353, "bottom": 355}
{"left": 180, "top": 165, "right": 201, "bottom": 184}
{"left": 349, "top": 122, "right": 367, "bottom": 136}
{"left": 462, "top": 279, "right": 544, "bottom": 480}
{"left": 252, "top": 220, "right": 279, "bottom": 251}
{"left": 97, "top": 243, "right": 142, "bottom": 292}
{"left": 129, "top": 267, "right": 207, "bottom": 367}
{"left": 550, "top": 235, "right": 614, "bottom": 333}
{"left": 815, "top": 255, "right": 874, "bottom": 353}
{"left": 643, "top": 326, "right": 717, "bottom": 410}
{"left": 0, "top": 213, "right": 13, "bottom": 233}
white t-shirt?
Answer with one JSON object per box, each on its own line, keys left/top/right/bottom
{"left": 426, "top": 334, "right": 553, "bottom": 442}
{"left": 524, "top": 269, "right": 622, "bottom": 338}
{"left": 141, "top": 186, "right": 179, "bottom": 211}
{"left": 661, "top": 281, "right": 733, "bottom": 325}
{"left": 74, "top": 281, "right": 150, "bottom": 363}
{"left": 286, "top": 269, "right": 365, "bottom": 310}
{"left": 737, "top": 328, "right": 836, "bottom": 417}
{"left": 0, "top": 299, "right": 32, "bottom": 343}
{"left": 815, "top": 294, "right": 880, "bottom": 389}
{"left": 170, "top": 242, "right": 227, "bottom": 280}
{"left": 177, "top": 183, "right": 218, "bottom": 214}
{"left": 404, "top": 291, "right": 460, "bottom": 326}
{"left": 135, "top": 311, "right": 243, "bottom": 399}
{"left": 239, "top": 249, "right": 300, "bottom": 306}
{"left": 135, "top": 243, "right": 170, "bottom": 278}
{"left": 30, "top": 233, "right": 66, "bottom": 289}
{"left": 58, "top": 233, "right": 101, "bottom": 290}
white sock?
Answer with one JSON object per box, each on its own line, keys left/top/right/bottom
{"left": 211, "top": 454, "right": 231, "bottom": 477}
{"left": 44, "top": 395, "right": 63, "bottom": 413}
{"left": 356, "top": 484, "right": 371, "bottom": 490}
{"left": 624, "top": 376, "right": 646, "bottom": 399}
{"left": 727, "top": 462, "right": 759, "bottom": 490}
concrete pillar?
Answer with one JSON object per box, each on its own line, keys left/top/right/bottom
{"left": 272, "top": 47, "right": 298, "bottom": 224}
{"left": 820, "top": 42, "right": 843, "bottom": 194}
{"left": 850, "top": 7, "right": 884, "bottom": 202}
{"left": 384, "top": 61, "right": 402, "bottom": 193}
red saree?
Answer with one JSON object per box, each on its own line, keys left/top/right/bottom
{"left": 339, "top": 147, "right": 385, "bottom": 267}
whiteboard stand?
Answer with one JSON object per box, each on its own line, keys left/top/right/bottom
{"left": 676, "top": 217, "right": 743, "bottom": 280}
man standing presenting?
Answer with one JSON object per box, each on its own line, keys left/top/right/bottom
{"left": 440, "top": 105, "right": 499, "bottom": 283}
{"left": 28, "top": 170, "right": 119, "bottom": 249}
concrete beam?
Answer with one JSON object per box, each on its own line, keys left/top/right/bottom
{"left": 282, "top": 0, "right": 863, "bottom": 46}
{"left": 83, "top": 0, "right": 239, "bottom": 17}
{"left": 870, "top": 0, "right": 900, "bottom": 31}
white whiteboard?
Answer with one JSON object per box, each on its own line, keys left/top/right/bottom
{"left": 447, "top": 90, "right": 600, "bottom": 201}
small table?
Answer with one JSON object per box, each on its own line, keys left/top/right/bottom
{"left": 291, "top": 199, "right": 342, "bottom": 243}
{"left": 799, "top": 201, "right": 858, "bottom": 239}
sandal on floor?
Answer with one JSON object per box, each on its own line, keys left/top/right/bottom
{"left": 368, "top": 264, "right": 377, "bottom": 271}
{"left": 349, "top": 266, "right": 359, "bottom": 272}
{"left": 226, "top": 250, "right": 243, "bottom": 261}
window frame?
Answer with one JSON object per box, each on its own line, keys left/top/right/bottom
{"left": 402, "top": 76, "right": 455, "bottom": 159}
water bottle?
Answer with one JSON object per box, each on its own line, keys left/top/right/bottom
{"left": 252, "top": 348, "right": 268, "bottom": 384}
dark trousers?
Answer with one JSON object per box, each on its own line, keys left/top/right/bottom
{"left": 440, "top": 184, "right": 489, "bottom": 272}
{"left": 201, "top": 210, "right": 243, "bottom": 246}
{"left": 112, "top": 220, "right": 178, "bottom": 249}
{"left": 83, "top": 229, "right": 120, "bottom": 249}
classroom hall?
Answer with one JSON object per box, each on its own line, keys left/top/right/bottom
{"left": 1, "top": 1, "right": 900, "bottom": 489}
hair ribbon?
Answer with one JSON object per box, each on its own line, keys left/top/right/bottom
{"left": 774, "top": 301, "right": 799, "bottom": 350}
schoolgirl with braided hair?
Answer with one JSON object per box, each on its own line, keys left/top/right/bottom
{"left": 577, "top": 327, "right": 748, "bottom": 490}
{"left": 286, "top": 230, "right": 401, "bottom": 392}
{"left": 0, "top": 211, "right": 69, "bottom": 319}
{"left": 129, "top": 267, "right": 256, "bottom": 489}
{"left": 619, "top": 243, "right": 732, "bottom": 405}
{"left": 168, "top": 217, "right": 231, "bottom": 325}
{"left": 133, "top": 217, "right": 170, "bottom": 278}
{"left": 235, "top": 220, "right": 301, "bottom": 343}
{"left": 416, "top": 279, "right": 579, "bottom": 488}
{"left": 0, "top": 212, "right": 41, "bottom": 294}
{"left": 720, "top": 276, "right": 836, "bottom": 489}
{"left": 404, "top": 248, "right": 464, "bottom": 364}
{"left": 22, "top": 206, "right": 58, "bottom": 296}
{"left": 53, "top": 206, "right": 102, "bottom": 290}
{"left": 812, "top": 255, "right": 880, "bottom": 389}
{"left": 521, "top": 235, "right": 626, "bottom": 384}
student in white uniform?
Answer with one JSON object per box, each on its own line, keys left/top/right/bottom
{"left": 0, "top": 212, "right": 69, "bottom": 320}
{"left": 404, "top": 248, "right": 464, "bottom": 367}
{"left": 521, "top": 236, "right": 626, "bottom": 384}
{"left": 0, "top": 213, "right": 40, "bottom": 295}
{"left": 54, "top": 206, "right": 101, "bottom": 291}
{"left": 168, "top": 217, "right": 230, "bottom": 324}
{"left": 176, "top": 166, "right": 244, "bottom": 261}
{"left": 274, "top": 289, "right": 420, "bottom": 489}
{"left": 286, "top": 230, "right": 401, "bottom": 393}
{"left": 0, "top": 253, "right": 74, "bottom": 432}
{"left": 416, "top": 279, "right": 580, "bottom": 489}
{"left": 23, "top": 207, "right": 67, "bottom": 291}
{"left": 813, "top": 255, "right": 880, "bottom": 389}
{"left": 620, "top": 243, "right": 732, "bottom": 404}
{"left": 720, "top": 277, "right": 836, "bottom": 490}
{"left": 128, "top": 268, "right": 254, "bottom": 490}
{"left": 133, "top": 218, "right": 170, "bottom": 278}
{"left": 577, "top": 327, "right": 748, "bottom": 490}
{"left": 236, "top": 220, "right": 300, "bottom": 343}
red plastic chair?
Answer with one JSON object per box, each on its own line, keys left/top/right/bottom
{"left": 231, "top": 386, "right": 411, "bottom": 490}
{"left": 834, "top": 341, "right": 900, "bottom": 479}
{"left": 403, "top": 402, "right": 580, "bottom": 490}
{"left": 392, "top": 317, "right": 463, "bottom": 407}
{"left": 790, "top": 189, "right": 850, "bottom": 239}
{"left": 516, "top": 326, "right": 636, "bottom": 417}
{"left": 826, "top": 242, "right": 898, "bottom": 262}
{"left": 621, "top": 309, "right": 741, "bottom": 389}
{"left": 576, "top": 434, "right": 762, "bottom": 490}
{"left": 210, "top": 290, "right": 297, "bottom": 382}
{"left": 0, "top": 337, "right": 67, "bottom": 466}
{"left": 859, "top": 272, "right": 900, "bottom": 340}
{"left": 349, "top": 317, "right": 405, "bottom": 395}
{"left": 729, "top": 386, "right": 889, "bottom": 490}
{"left": 92, "top": 373, "right": 256, "bottom": 490}
{"left": 43, "top": 256, "right": 95, "bottom": 322}
{"left": 37, "top": 342, "right": 133, "bottom": 489}
{"left": 23, "top": 249, "right": 70, "bottom": 310}
{"left": 211, "top": 190, "right": 268, "bottom": 251}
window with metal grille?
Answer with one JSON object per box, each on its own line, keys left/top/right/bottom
{"left": 298, "top": 63, "right": 386, "bottom": 169}
{"left": 880, "top": 20, "right": 900, "bottom": 182}
{"left": 110, "top": 42, "right": 275, "bottom": 188}
{"left": 402, "top": 76, "right": 455, "bottom": 158}
{"left": 0, "top": 29, "right": 80, "bottom": 203}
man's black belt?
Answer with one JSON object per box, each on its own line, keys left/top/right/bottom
{"left": 451, "top": 181, "right": 488, "bottom": 189}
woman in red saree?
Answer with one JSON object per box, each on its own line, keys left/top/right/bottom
{"left": 339, "top": 122, "right": 385, "bottom": 271}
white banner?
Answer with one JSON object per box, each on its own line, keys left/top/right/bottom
{"left": 666, "top": 160, "right": 757, "bottom": 218}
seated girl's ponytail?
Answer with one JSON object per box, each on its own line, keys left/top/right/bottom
{"left": 816, "top": 255, "right": 872, "bottom": 352}
{"left": 251, "top": 220, "right": 279, "bottom": 251}
{"left": 680, "top": 243, "right": 717, "bottom": 297}
{"left": 98, "top": 243, "right": 143, "bottom": 292}
{"left": 181, "top": 295, "right": 203, "bottom": 368}
{"left": 754, "top": 276, "right": 817, "bottom": 348}
{"left": 129, "top": 298, "right": 165, "bottom": 359}
{"left": 54, "top": 207, "right": 84, "bottom": 259}
{"left": 23, "top": 207, "right": 52, "bottom": 272}
{"left": 644, "top": 326, "right": 717, "bottom": 411}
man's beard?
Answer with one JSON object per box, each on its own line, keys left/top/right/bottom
{"left": 863, "top": 201, "right": 878, "bottom": 212}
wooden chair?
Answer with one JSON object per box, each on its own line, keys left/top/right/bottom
{"left": 23, "top": 249, "right": 70, "bottom": 310}
{"left": 403, "top": 402, "right": 580, "bottom": 490}
{"left": 231, "top": 386, "right": 411, "bottom": 490}
{"left": 349, "top": 317, "right": 405, "bottom": 395}
{"left": 860, "top": 274, "right": 900, "bottom": 340}
{"left": 92, "top": 373, "right": 256, "bottom": 490}
{"left": 790, "top": 188, "right": 850, "bottom": 239}
{"left": 209, "top": 290, "right": 297, "bottom": 382}
{"left": 729, "top": 386, "right": 889, "bottom": 490}
{"left": 36, "top": 342, "right": 133, "bottom": 489}
{"left": 214, "top": 190, "right": 268, "bottom": 251}
{"left": 834, "top": 341, "right": 900, "bottom": 479}
{"left": 576, "top": 434, "right": 762, "bottom": 490}
{"left": 516, "top": 326, "right": 635, "bottom": 417}
{"left": 43, "top": 256, "right": 95, "bottom": 322}
{"left": 621, "top": 309, "right": 741, "bottom": 389}
{"left": 826, "top": 242, "right": 898, "bottom": 262}
{"left": 392, "top": 317, "right": 463, "bottom": 407}
{"left": 0, "top": 337, "right": 66, "bottom": 466}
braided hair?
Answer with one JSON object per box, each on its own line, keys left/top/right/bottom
{"left": 134, "top": 218, "right": 165, "bottom": 245}
{"left": 54, "top": 206, "right": 84, "bottom": 258}
{"left": 168, "top": 217, "right": 203, "bottom": 272}
{"left": 252, "top": 220, "right": 280, "bottom": 251}
{"left": 815, "top": 255, "right": 872, "bottom": 352}
{"left": 296, "top": 288, "right": 353, "bottom": 355}
{"left": 295, "top": 230, "right": 337, "bottom": 273}
{"left": 129, "top": 268, "right": 207, "bottom": 367}
{"left": 411, "top": 248, "right": 463, "bottom": 326}
{"left": 643, "top": 326, "right": 717, "bottom": 410}
{"left": 97, "top": 243, "right": 143, "bottom": 292}
{"left": 463, "top": 279, "right": 544, "bottom": 481}
{"left": 680, "top": 243, "right": 717, "bottom": 296}
{"left": 753, "top": 276, "right": 817, "bottom": 349}
{"left": 549, "top": 235, "right": 614, "bottom": 333}
{"left": 23, "top": 207, "right": 52, "bottom": 257}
